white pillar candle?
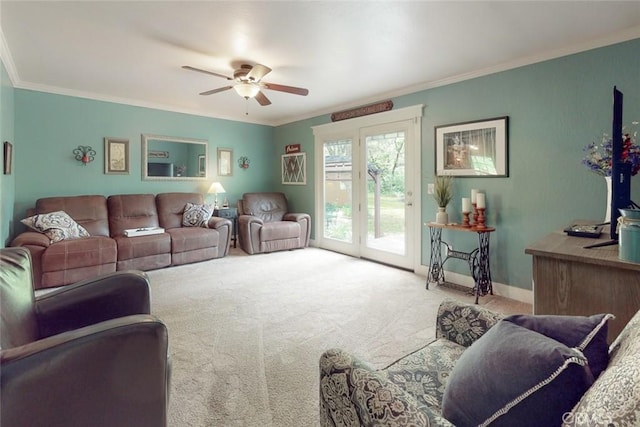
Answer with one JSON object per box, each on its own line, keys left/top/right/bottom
{"left": 462, "top": 197, "right": 471, "bottom": 213}
{"left": 476, "top": 192, "right": 486, "bottom": 209}
{"left": 471, "top": 189, "right": 479, "bottom": 204}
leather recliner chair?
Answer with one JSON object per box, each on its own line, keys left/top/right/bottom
{"left": 0, "top": 247, "right": 170, "bottom": 427}
{"left": 237, "top": 192, "right": 311, "bottom": 254}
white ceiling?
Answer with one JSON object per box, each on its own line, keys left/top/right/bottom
{"left": 1, "top": 1, "right": 639, "bottom": 126}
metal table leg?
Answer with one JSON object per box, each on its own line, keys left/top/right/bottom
{"left": 473, "top": 231, "right": 493, "bottom": 303}
{"left": 426, "top": 227, "right": 444, "bottom": 289}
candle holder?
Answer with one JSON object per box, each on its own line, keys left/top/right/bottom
{"left": 472, "top": 203, "right": 478, "bottom": 226}
{"left": 462, "top": 211, "right": 471, "bottom": 228}
{"left": 476, "top": 208, "right": 486, "bottom": 229}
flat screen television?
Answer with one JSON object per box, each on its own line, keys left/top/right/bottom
{"left": 148, "top": 162, "right": 173, "bottom": 177}
{"left": 609, "top": 86, "right": 637, "bottom": 239}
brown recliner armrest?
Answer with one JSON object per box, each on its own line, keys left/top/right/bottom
{"left": 10, "top": 231, "right": 51, "bottom": 248}
{"left": 35, "top": 270, "right": 151, "bottom": 338}
{"left": 283, "top": 212, "right": 311, "bottom": 247}
{"left": 1, "top": 315, "right": 169, "bottom": 427}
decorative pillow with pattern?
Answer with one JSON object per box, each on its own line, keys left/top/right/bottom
{"left": 182, "top": 202, "right": 214, "bottom": 228}
{"left": 21, "top": 210, "right": 90, "bottom": 243}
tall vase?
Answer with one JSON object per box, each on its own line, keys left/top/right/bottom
{"left": 435, "top": 207, "right": 449, "bottom": 224}
{"left": 605, "top": 176, "right": 612, "bottom": 223}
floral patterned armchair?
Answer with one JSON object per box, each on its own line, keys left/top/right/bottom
{"left": 319, "top": 298, "right": 640, "bottom": 427}
{"left": 319, "top": 299, "right": 503, "bottom": 426}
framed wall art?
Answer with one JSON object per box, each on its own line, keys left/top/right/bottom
{"left": 3, "top": 141, "right": 13, "bottom": 175}
{"left": 198, "top": 154, "right": 206, "bottom": 176}
{"left": 104, "top": 137, "right": 130, "bottom": 175}
{"left": 217, "top": 147, "right": 233, "bottom": 176}
{"left": 282, "top": 152, "right": 306, "bottom": 185}
{"left": 435, "top": 116, "right": 509, "bottom": 177}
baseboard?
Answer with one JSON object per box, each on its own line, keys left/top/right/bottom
{"left": 314, "top": 245, "right": 533, "bottom": 304}
{"left": 415, "top": 263, "right": 531, "bottom": 304}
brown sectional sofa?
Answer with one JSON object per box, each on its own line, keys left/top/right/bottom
{"left": 11, "top": 192, "right": 231, "bottom": 290}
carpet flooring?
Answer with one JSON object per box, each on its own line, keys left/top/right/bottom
{"left": 146, "top": 247, "right": 531, "bottom": 426}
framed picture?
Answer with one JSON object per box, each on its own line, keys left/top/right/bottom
{"left": 3, "top": 141, "right": 13, "bottom": 175}
{"left": 282, "top": 152, "right": 306, "bottom": 185}
{"left": 217, "top": 148, "right": 233, "bottom": 176}
{"left": 435, "top": 116, "right": 509, "bottom": 177}
{"left": 104, "top": 137, "right": 130, "bottom": 175}
{"left": 198, "top": 154, "right": 206, "bottom": 176}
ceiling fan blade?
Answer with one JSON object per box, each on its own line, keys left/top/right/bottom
{"left": 247, "top": 63, "right": 272, "bottom": 82}
{"left": 182, "top": 65, "right": 232, "bottom": 80}
{"left": 255, "top": 91, "right": 272, "bottom": 106}
{"left": 199, "top": 86, "right": 233, "bottom": 96}
{"left": 263, "top": 82, "right": 309, "bottom": 96}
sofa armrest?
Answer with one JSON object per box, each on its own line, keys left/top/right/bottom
{"left": 10, "top": 231, "right": 51, "bottom": 248}
{"left": 207, "top": 216, "right": 232, "bottom": 256}
{"left": 208, "top": 216, "right": 231, "bottom": 230}
{"left": 283, "top": 212, "right": 309, "bottom": 222}
{"left": 319, "top": 348, "right": 454, "bottom": 427}
{"left": 35, "top": 270, "right": 151, "bottom": 338}
{"left": 435, "top": 298, "right": 504, "bottom": 347}
{"left": 238, "top": 214, "right": 264, "bottom": 226}
{"left": 283, "top": 213, "right": 311, "bottom": 247}
{"left": 1, "top": 315, "right": 169, "bottom": 427}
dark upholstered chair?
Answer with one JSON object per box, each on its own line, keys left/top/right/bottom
{"left": 237, "top": 192, "right": 311, "bottom": 254}
{"left": 0, "top": 247, "right": 170, "bottom": 427}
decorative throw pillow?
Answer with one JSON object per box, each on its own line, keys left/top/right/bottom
{"left": 182, "top": 202, "right": 214, "bottom": 228}
{"left": 441, "top": 320, "right": 596, "bottom": 427}
{"left": 503, "top": 313, "right": 613, "bottom": 379}
{"left": 21, "top": 210, "right": 90, "bottom": 243}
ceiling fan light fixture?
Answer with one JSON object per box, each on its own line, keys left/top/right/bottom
{"left": 233, "top": 82, "right": 260, "bottom": 99}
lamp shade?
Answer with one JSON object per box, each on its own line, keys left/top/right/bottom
{"left": 233, "top": 82, "right": 260, "bottom": 99}
{"left": 208, "top": 182, "right": 226, "bottom": 194}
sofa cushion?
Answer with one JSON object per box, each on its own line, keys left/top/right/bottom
{"left": 182, "top": 203, "right": 214, "bottom": 228}
{"left": 35, "top": 195, "right": 110, "bottom": 236}
{"left": 503, "top": 313, "right": 613, "bottom": 379}
{"left": 384, "top": 338, "right": 466, "bottom": 412}
{"left": 167, "top": 227, "right": 219, "bottom": 253}
{"left": 441, "top": 320, "right": 595, "bottom": 427}
{"left": 108, "top": 194, "right": 159, "bottom": 236}
{"left": 156, "top": 192, "right": 204, "bottom": 230}
{"left": 260, "top": 221, "right": 301, "bottom": 241}
{"left": 241, "top": 192, "right": 288, "bottom": 222}
{"left": 21, "top": 211, "right": 90, "bottom": 243}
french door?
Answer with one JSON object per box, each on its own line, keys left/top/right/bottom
{"left": 313, "top": 105, "right": 422, "bottom": 270}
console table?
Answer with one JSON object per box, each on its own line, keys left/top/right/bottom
{"left": 426, "top": 223, "right": 495, "bottom": 303}
{"left": 525, "top": 228, "right": 640, "bottom": 342}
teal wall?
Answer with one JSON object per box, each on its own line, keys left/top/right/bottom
{"left": 12, "top": 90, "right": 274, "bottom": 233}
{"left": 1, "top": 60, "right": 15, "bottom": 246}
{"left": 274, "top": 38, "right": 640, "bottom": 290}
{"left": 4, "top": 39, "right": 639, "bottom": 294}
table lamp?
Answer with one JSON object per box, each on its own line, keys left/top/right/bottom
{"left": 208, "top": 182, "right": 226, "bottom": 209}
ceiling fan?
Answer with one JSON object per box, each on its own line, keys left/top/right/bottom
{"left": 182, "top": 63, "right": 309, "bottom": 106}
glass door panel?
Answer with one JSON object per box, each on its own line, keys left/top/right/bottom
{"left": 323, "top": 138, "right": 354, "bottom": 244}
{"left": 364, "top": 131, "right": 406, "bottom": 256}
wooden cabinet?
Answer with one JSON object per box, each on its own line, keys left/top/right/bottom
{"left": 525, "top": 229, "right": 640, "bottom": 342}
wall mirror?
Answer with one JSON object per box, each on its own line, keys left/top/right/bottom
{"left": 141, "top": 134, "right": 208, "bottom": 180}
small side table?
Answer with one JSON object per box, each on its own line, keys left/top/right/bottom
{"left": 426, "top": 222, "right": 495, "bottom": 303}
{"left": 214, "top": 207, "right": 238, "bottom": 248}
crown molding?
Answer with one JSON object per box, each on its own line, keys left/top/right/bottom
{"left": 275, "top": 26, "right": 640, "bottom": 127}
{"left": 3, "top": 23, "right": 639, "bottom": 128}
{"left": 0, "top": 25, "right": 19, "bottom": 85}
